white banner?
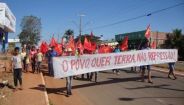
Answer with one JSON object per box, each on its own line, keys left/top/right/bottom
{"left": 53, "top": 49, "right": 178, "bottom": 78}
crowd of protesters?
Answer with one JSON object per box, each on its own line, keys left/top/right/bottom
{"left": 10, "top": 38, "right": 177, "bottom": 96}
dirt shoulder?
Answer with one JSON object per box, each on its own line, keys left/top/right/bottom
{"left": 8, "top": 73, "right": 47, "bottom": 105}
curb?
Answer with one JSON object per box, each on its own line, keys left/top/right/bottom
{"left": 151, "top": 67, "right": 184, "bottom": 77}
{"left": 40, "top": 72, "right": 50, "bottom": 105}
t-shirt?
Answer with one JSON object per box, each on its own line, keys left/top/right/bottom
{"left": 47, "top": 50, "right": 57, "bottom": 63}
{"left": 20, "top": 52, "right": 26, "bottom": 60}
{"left": 37, "top": 52, "right": 43, "bottom": 62}
{"left": 30, "top": 50, "right": 37, "bottom": 58}
{"left": 50, "top": 50, "right": 57, "bottom": 57}
{"left": 114, "top": 48, "right": 120, "bottom": 53}
{"left": 12, "top": 55, "right": 22, "bottom": 69}
{"left": 25, "top": 57, "right": 30, "bottom": 64}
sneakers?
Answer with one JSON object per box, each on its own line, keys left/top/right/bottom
{"left": 148, "top": 81, "right": 153, "bottom": 84}
{"left": 66, "top": 92, "right": 72, "bottom": 97}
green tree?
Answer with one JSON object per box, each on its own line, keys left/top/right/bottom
{"left": 75, "top": 34, "right": 101, "bottom": 44}
{"left": 164, "top": 29, "right": 184, "bottom": 60}
{"left": 63, "top": 29, "right": 74, "bottom": 42}
{"left": 18, "top": 15, "right": 42, "bottom": 45}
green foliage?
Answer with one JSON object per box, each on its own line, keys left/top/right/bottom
{"left": 63, "top": 29, "right": 74, "bottom": 42}
{"left": 18, "top": 15, "right": 42, "bottom": 45}
{"left": 164, "top": 29, "right": 184, "bottom": 60}
{"left": 75, "top": 34, "right": 101, "bottom": 44}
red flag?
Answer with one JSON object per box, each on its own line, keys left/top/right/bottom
{"left": 121, "top": 36, "right": 128, "bottom": 51}
{"left": 40, "top": 41, "right": 44, "bottom": 53}
{"left": 54, "top": 43, "right": 62, "bottom": 55}
{"left": 40, "top": 41, "right": 48, "bottom": 54}
{"left": 98, "top": 45, "right": 103, "bottom": 53}
{"left": 66, "top": 36, "right": 75, "bottom": 52}
{"left": 98, "top": 45, "right": 112, "bottom": 53}
{"left": 145, "top": 24, "right": 151, "bottom": 39}
{"left": 61, "top": 37, "right": 64, "bottom": 46}
{"left": 151, "top": 41, "right": 156, "bottom": 49}
{"left": 84, "top": 37, "right": 92, "bottom": 51}
{"left": 76, "top": 39, "right": 84, "bottom": 54}
{"left": 49, "top": 37, "right": 57, "bottom": 47}
{"left": 91, "top": 42, "right": 96, "bottom": 51}
{"left": 104, "top": 45, "right": 113, "bottom": 53}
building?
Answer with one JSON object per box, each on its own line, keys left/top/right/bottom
{"left": 100, "top": 40, "right": 118, "bottom": 47}
{"left": 0, "top": 3, "right": 16, "bottom": 52}
{"left": 115, "top": 30, "right": 168, "bottom": 49}
{"left": 8, "top": 38, "right": 20, "bottom": 50}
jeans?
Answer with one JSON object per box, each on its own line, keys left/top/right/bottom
{"left": 81, "top": 73, "right": 90, "bottom": 79}
{"left": 90, "top": 72, "right": 97, "bottom": 82}
{"left": 168, "top": 63, "right": 175, "bottom": 71}
{"left": 32, "top": 61, "right": 36, "bottom": 72}
{"left": 37, "top": 61, "right": 41, "bottom": 73}
{"left": 66, "top": 76, "right": 72, "bottom": 94}
{"left": 48, "top": 62, "right": 53, "bottom": 76}
{"left": 22, "top": 60, "right": 26, "bottom": 70}
{"left": 141, "top": 65, "right": 150, "bottom": 71}
{"left": 13, "top": 68, "right": 22, "bottom": 87}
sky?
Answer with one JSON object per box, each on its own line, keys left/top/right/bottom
{"left": 1, "top": 0, "right": 184, "bottom": 42}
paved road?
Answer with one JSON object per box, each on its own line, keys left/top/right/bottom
{"left": 44, "top": 67, "right": 184, "bottom": 105}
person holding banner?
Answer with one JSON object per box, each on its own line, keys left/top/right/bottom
{"left": 48, "top": 46, "right": 57, "bottom": 76}
{"left": 112, "top": 44, "right": 121, "bottom": 75}
{"left": 81, "top": 49, "right": 90, "bottom": 80}
{"left": 168, "top": 62, "right": 177, "bottom": 80}
{"left": 65, "top": 48, "right": 73, "bottom": 97}
{"left": 90, "top": 49, "right": 98, "bottom": 83}
{"left": 141, "top": 40, "right": 153, "bottom": 83}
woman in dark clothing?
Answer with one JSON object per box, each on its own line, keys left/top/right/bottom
{"left": 168, "top": 62, "right": 177, "bottom": 80}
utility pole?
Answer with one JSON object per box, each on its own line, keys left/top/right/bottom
{"left": 57, "top": 34, "right": 59, "bottom": 42}
{"left": 79, "top": 14, "right": 85, "bottom": 36}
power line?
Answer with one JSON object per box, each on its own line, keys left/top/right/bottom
{"left": 86, "top": 2, "right": 184, "bottom": 31}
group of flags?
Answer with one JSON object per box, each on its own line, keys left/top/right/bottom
{"left": 39, "top": 25, "right": 156, "bottom": 55}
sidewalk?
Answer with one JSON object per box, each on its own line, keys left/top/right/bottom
{"left": 8, "top": 73, "right": 47, "bottom": 105}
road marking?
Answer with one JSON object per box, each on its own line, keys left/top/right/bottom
{"left": 40, "top": 72, "right": 50, "bottom": 105}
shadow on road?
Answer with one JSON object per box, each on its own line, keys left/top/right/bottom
{"left": 125, "top": 84, "right": 184, "bottom": 92}
{"left": 30, "top": 84, "right": 45, "bottom": 91}
{"left": 30, "top": 75, "right": 167, "bottom": 96}
{"left": 119, "top": 96, "right": 184, "bottom": 101}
